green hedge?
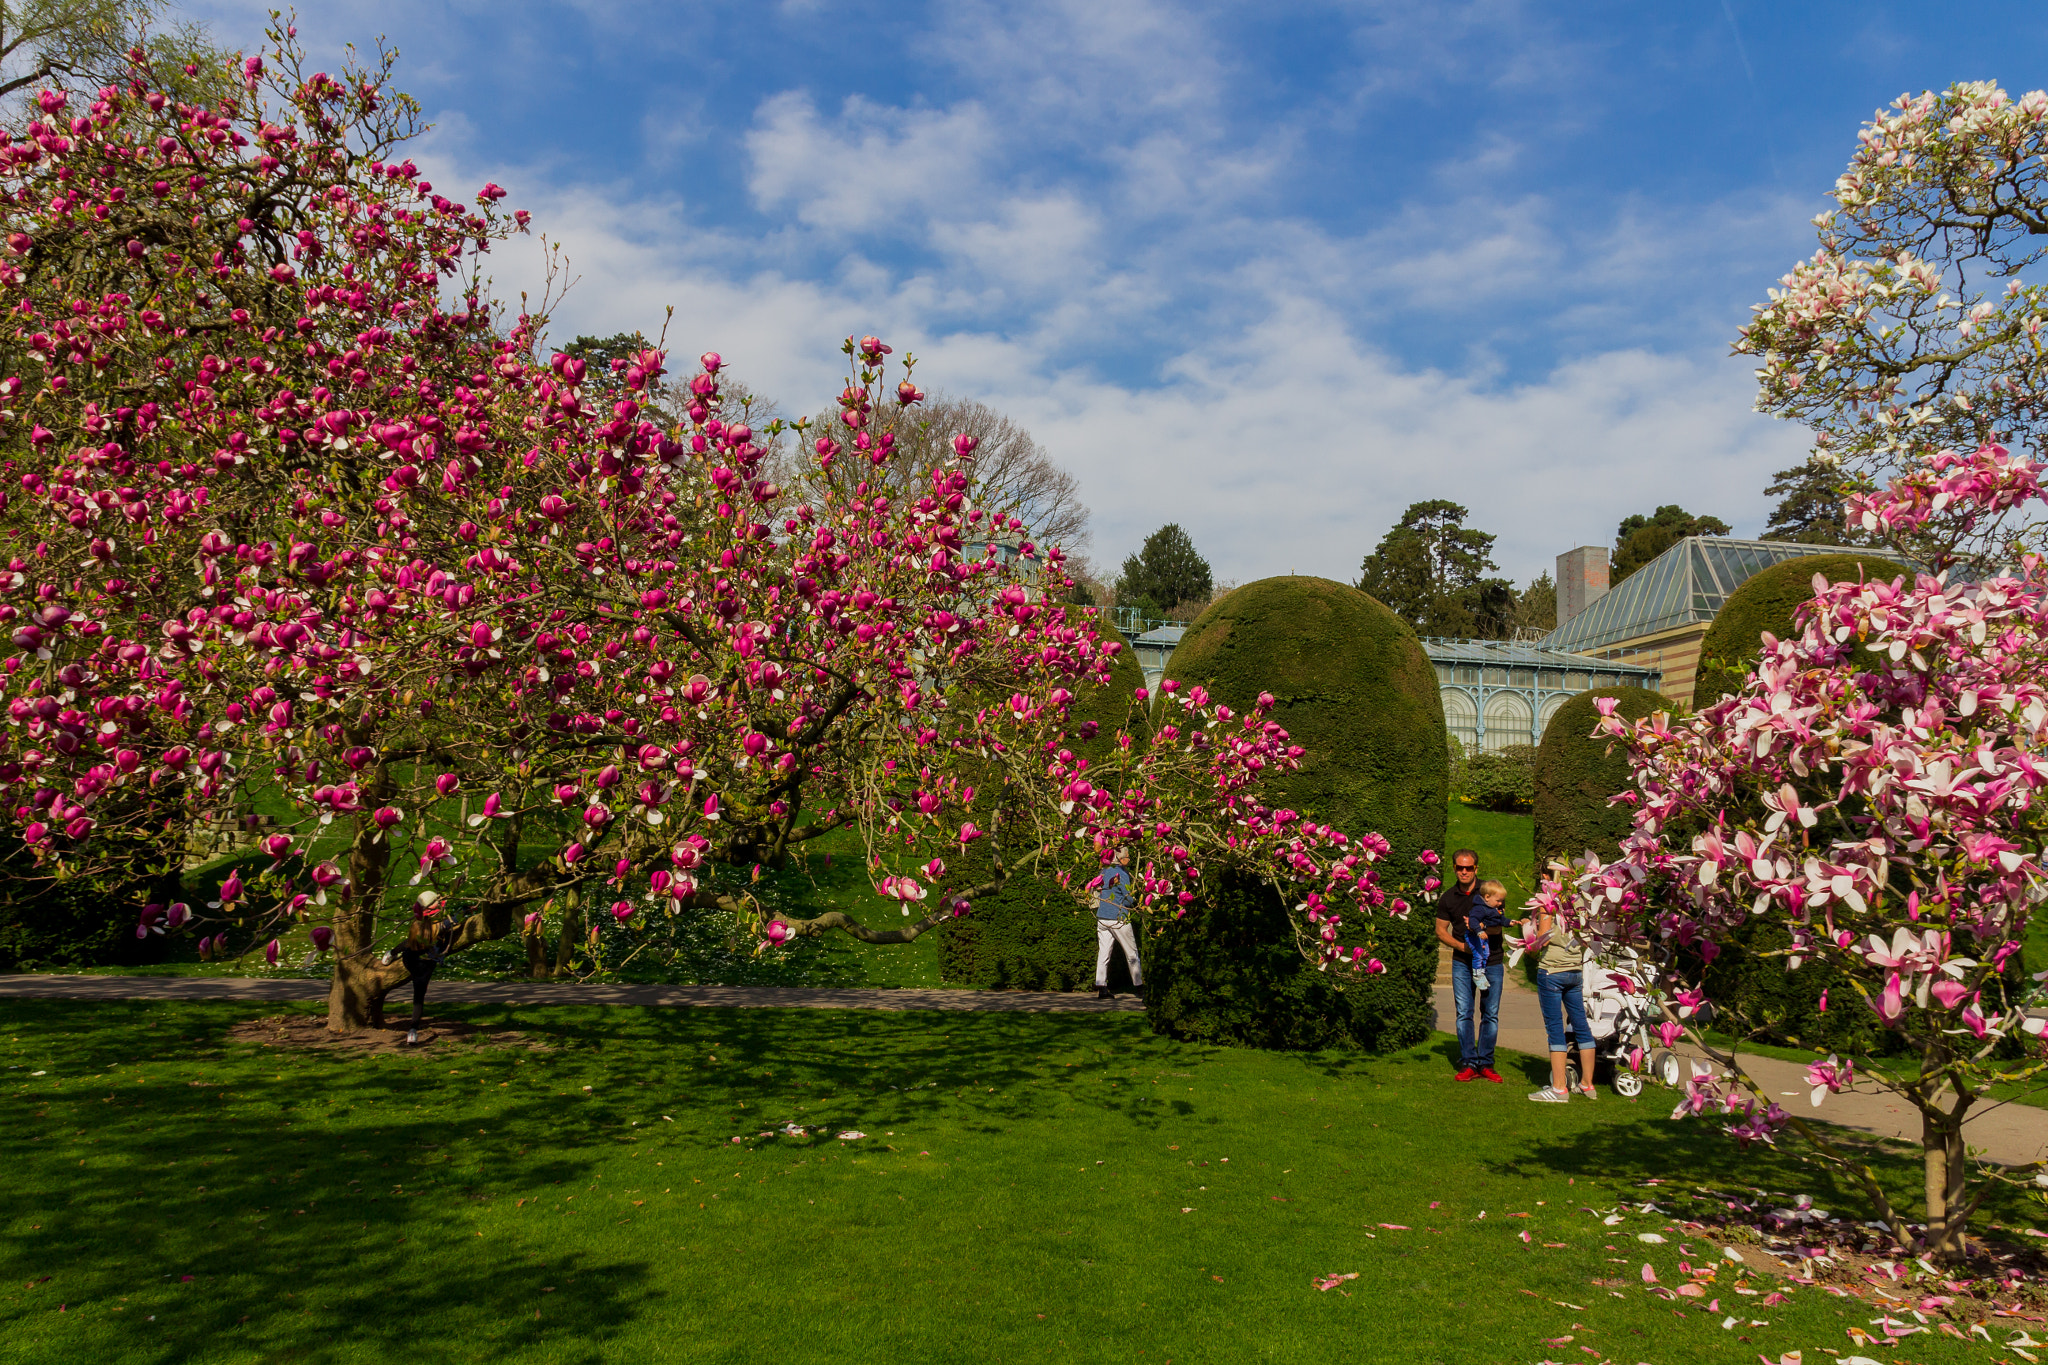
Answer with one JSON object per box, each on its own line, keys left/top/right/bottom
{"left": 936, "top": 620, "right": 1149, "bottom": 990}
{"left": 1462, "top": 744, "right": 1536, "bottom": 813}
{"left": 1143, "top": 866, "right": 1430, "bottom": 1052}
{"left": 1700, "top": 920, "right": 1904, "bottom": 1057}
{"left": 0, "top": 846, "right": 175, "bottom": 972}
{"left": 1692, "top": 552, "right": 1911, "bottom": 709}
{"left": 1143, "top": 577, "right": 1445, "bottom": 1051}
{"left": 1532, "top": 686, "right": 1664, "bottom": 872}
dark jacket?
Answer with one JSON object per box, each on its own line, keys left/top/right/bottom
{"left": 1435, "top": 884, "right": 1501, "bottom": 963}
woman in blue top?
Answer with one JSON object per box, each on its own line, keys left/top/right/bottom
{"left": 1093, "top": 847, "right": 1144, "bottom": 1001}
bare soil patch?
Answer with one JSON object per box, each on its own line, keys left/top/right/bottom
{"left": 227, "top": 1014, "right": 551, "bottom": 1056}
{"left": 1623, "top": 1180, "right": 2048, "bottom": 1334}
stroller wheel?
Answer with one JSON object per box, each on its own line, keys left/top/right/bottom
{"left": 1651, "top": 1049, "right": 1683, "bottom": 1089}
{"left": 1612, "top": 1069, "right": 1645, "bottom": 1098}
{"left": 1564, "top": 1059, "right": 1583, "bottom": 1092}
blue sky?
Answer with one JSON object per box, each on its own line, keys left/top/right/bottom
{"left": 191, "top": 0, "right": 2048, "bottom": 589}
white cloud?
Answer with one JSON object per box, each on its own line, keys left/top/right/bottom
{"left": 744, "top": 93, "right": 997, "bottom": 232}
{"left": 969, "top": 297, "right": 1806, "bottom": 587}
{"left": 930, "top": 194, "right": 1101, "bottom": 294}
{"left": 185, "top": 0, "right": 1823, "bottom": 597}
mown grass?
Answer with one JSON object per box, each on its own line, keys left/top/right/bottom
{"left": 1444, "top": 801, "right": 1536, "bottom": 909}
{"left": 0, "top": 998, "right": 2027, "bottom": 1364}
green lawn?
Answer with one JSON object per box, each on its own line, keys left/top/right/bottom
{"left": 1445, "top": 800, "right": 1536, "bottom": 906}
{"left": 0, "top": 998, "right": 2026, "bottom": 1364}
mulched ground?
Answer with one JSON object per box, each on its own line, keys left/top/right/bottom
{"left": 226, "top": 1014, "right": 550, "bottom": 1056}
{"left": 1617, "top": 1179, "right": 2048, "bottom": 1345}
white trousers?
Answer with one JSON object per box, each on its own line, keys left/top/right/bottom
{"left": 1094, "top": 917, "right": 1143, "bottom": 986}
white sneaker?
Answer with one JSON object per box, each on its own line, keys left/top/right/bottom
{"left": 406, "top": 1030, "right": 418, "bottom": 1045}
{"left": 1529, "top": 1087, "right": 1569, "bottom": 1103}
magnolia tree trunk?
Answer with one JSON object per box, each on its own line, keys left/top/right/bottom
{"left": 1923, "top": 1101, "right": 1975, "bottom": 1259}
{"left": 327, "top": 949, "right": 391, "bottom": 1032}
{"left": 327, "top": 780, "right": 398, "bottom": 1033}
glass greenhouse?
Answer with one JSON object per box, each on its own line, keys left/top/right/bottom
{"left": 1419, "top": 638, "right": 1660, "bottom": 754}
{"left": 1541, "top": 537, "right": 1865, "bottom": 655}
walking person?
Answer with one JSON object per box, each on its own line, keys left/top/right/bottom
{"left": 1524, "top": 901, "right": 1598, "bottom": 1103}
{"left": 398, "top": 908, "right": 458, "bottom": 1045}
{"left": 1093, "top": 847, "right": 1144, "bottom": 1002}
{"left": 1434, "top": 849, "right": 1503, "bottom": 1082}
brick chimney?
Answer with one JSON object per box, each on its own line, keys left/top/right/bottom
{"left": 1556, "top": 546, "right": 1609, "bottom": 628}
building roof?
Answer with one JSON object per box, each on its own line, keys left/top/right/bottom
{"left": 1417, "top": 637, "right": 1660, "bottom": 675}
{"left": 1539, "top": 537, "right": 1868, "bottom": 654}
{"left": 1133, "top": 625, "right": 1186, "bottom": 649}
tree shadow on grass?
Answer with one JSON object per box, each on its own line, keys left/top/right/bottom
{"left": 1497, "top": 1106, "right": 2039, "bottom": 1230}
{"left": 0, "top": 999, "right": 659, "bottom": 1363}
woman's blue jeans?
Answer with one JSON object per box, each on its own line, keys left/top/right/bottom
{"left": 1536, "top": 968, "right": 1591, "bottom": 1053}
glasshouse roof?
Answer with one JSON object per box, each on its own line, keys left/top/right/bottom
{"left": 1540, "top": 537, "right": 1871, "bottom": 654}
{"left": 1416, "top": 638, "right": 1658, "bottom": 675}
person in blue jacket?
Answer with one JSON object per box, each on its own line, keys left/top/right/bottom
{"left": 1093, "top": 847, "right": 1144, "bottom": 1002}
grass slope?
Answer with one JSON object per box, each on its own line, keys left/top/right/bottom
{"left": 1445, "top": 801, "right": 1536, "bottom": 909}
{"left": 0, "top": 999, "right": 2020, "bottom": 1364}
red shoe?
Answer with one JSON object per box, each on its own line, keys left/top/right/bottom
{"left": 1480, "top": 1067, "right": 1505, "bottom": 1084}
{"left": 1455, "top": 1067, "right": 1479, "bottom": 1082}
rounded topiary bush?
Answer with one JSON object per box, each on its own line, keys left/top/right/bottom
{"left": 936, "top": 618, "right": 1149, "bottom": 990}
{"left": 1692, "top": 552, "right": 1912, "bottom": 709}
{"left": 1532, "top": 685, "right": 1664, "bottom": 872}
{"left": 1143, "top": 866, "right": 1425, "bottom": 1051}
{"left": 1143, "top": 576, "right": 1446, "bottom": 1052}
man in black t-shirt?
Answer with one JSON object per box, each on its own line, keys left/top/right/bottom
{"left": 1435, "top": 848, "right": 1503, "bottom": 1082}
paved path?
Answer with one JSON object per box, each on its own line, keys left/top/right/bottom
{"left": 0, "top": 974, "right": 1145, "bottom": 1013}
{"left": 1433, "top": 946, "right": 2048, "bottom": 1168}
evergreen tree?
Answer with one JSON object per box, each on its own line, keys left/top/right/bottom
{"left": 1515, "top": 570, "right": 1557, "bottom": 633}
{"left": 1357, "top": 500, "right": 1508, "bottom": 637}
{"left": 562, "top": 333, "right": 647, "bottom": 398}
{"left": 1611, "top": 505, "right": 1731, "bottom": 583}
{"left": 1761, "top": 460, "right": 1870, "bottom": 545}
{"left": 1118, "top": 523, "right": 1213, "bottom": 617}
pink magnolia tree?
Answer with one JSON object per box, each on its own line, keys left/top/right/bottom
{"left": 1536, "top": 444, "right": 2048, "bottom": 1257}
{"left": 1738, "top": 80, "right": 2048, "bottom": 566}
{"left": 0, "top": 34, "right": 1427, "bottom": 1032}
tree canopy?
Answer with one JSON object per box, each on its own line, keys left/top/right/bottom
{"left": 1760, "top": 461, "right": 1873, "bottom": 546}
{"left": 1118, "top": 523, "right": 1212, "bottom": 618}
{"left": 1356, "top": 499, "right": 1518, "bottom": 638}
{"left": 1540, "top": 442, "right": 2048, "bottom": 1258}
{"left": 0, "top": 28, "right": 1426, "bottom": 1040}
{"left": 1610, "top": 505, "right": 1731, "bottom": 584}
{"left": 1736, "top": 82, "right": 2048, "bottom": 567}
{"left": 803, "top": 393, "right": 1088, "bottom": 551}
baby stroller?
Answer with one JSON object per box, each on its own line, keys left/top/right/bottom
{"left": 1561, "top": 949, "right": 1690, "bottom": 1098}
